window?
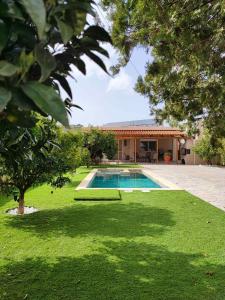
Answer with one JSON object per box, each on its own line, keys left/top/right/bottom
{"left": 186, "top": 149, "right": 191, "bottom": 155}
{"left": 140, "top": 140, "right": 157, "bottom": 151}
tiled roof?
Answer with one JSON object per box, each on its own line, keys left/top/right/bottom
{"left": 100, "top": 126, "right": 186, "bottom": 137}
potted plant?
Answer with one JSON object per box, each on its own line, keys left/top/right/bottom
{"left": 164, "top": 151, "right": 172, "bottom": 163}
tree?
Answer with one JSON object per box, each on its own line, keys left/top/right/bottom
{"left": 0, "top": 0, "right": 112, "bottom": 127}
{"left": 83, "top": 129, "right": 117, "bottom": 164}
{"left": 54, "top": 130, "right": 91, "bottom": 173}
{"left": 102, "top": 0, "right": 225, "bottom": 137}
{"left": 193, "top": 130, "right": 218, "bottom": 165}
{"left": 0, "top": 117, "right": 71, "bottom": 214}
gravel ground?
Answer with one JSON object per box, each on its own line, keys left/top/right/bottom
{"left": 7, "top": 206, "right": 38, "bottom": 215}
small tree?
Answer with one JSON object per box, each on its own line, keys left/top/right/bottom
{"left": 83, "top": 129, "right": 117, "bottom": 164}
{"left": 0, "top": 118, "right": 70, "bottom": 214}
{"left": 193, "top": 130, "right": 218, "bottom": 165}
{"left": 54, "top": 130, "right": 91, "bottom": 172}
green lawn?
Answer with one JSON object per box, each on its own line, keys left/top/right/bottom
{"left": 75, "top": 189, "right": 121, "bottom": 200}
{"left": 0, "top": 167, "right": 225, "bottom": 299}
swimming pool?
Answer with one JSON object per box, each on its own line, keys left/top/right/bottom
{"left": 88, "top": 171, "right": 161, "bottom": 189}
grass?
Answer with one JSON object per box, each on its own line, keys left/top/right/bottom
{"left": 0, "top": 167, "right": 225, "bottom": 299}
{"left": 75, "top": 189, "right": 121, "bottom": 200}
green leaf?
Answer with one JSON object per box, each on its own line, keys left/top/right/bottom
{"left": 0, "top": 3, "right": 8, "bottom": 18}
{"left": 84, "top": 26, "right": 112, "bottom": 43}
{"left": 90, "top": 46, "right": 110, "bottom": 58}
{"left": 12, "top": 22, "right": 36, "bottom": 48}
{"left": 68, "top": 103, "right": 83, "bottom": 111}
{"left": 0, "top": 61, "right": 19, "bottom": 77}
{"left": 0, "top": 19, "right": 8, "bottom": 53}
{"left": 8, "top": 2, "right": 24, "bottom": 20}
{"left": 65, "top": 98, "right": 83, "bottom": 111}
{"left": 21, "top": 82, "right": 69, "bottom": 126}
{"left": 80, "top": 36, "right": 99, "bottom": 47}
{"left": 85, "top": 51, "right": 108, "bottom": 74}
{"left": 56, "top": 19, "right": 73, "bottom": 44}
{"left": 19, "top": 50, "right": 34, "bottom": 75}
{"left": 21, "top": 0, "right": 46, "bottom": 39}
{"left": 35, "top": 44, "right": 56, "bottom": 81}
{"left": 12, "top": 88, "right": 41, "bottom": 112}
{"left": 73, "top": 11, "right": 87, "bottom": 35}
{"left": 72, "top": 2, "right": 95, "bottom": 16}
{"left": 80, "top": 37, "right": 109, "bottom": 57}
{"left": 0, "top": 87, "right": 12, "bottom": 111}
{"left": 74, "top": 58, "right": 86, "bottom": 75}
{"left": 53, "top": 73, "right": 73, "bottom": 99}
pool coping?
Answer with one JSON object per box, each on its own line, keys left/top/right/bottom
{"left": 76, "top": 168, "right": 182, "bottom": 191}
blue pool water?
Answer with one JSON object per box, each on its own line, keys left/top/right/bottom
{"left": 88, "top": 172, "right": 161, "bottom": 188}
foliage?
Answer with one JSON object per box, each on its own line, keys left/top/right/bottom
{"left": 0, "top": 117, "right": 70, "bottom": 214}
{"left": 54, "top": 130, "right": 91, "bottom": 171}
{"left": 0, "top": 0, "right": 112, "bottom": 127}
{"left": 102, "top": 0, "right": 225, "bottom": 137}
{"left": 51, "top": 176, "right": 71, "bottom": 189}
{"left": 83, "top": 129, "right": 117, "bottom": 163}
{"left": 217, "top": 139, "right": 225, "bottom": 166}
{"left": 193, "top": 129, "right": 218, "bottom": 164}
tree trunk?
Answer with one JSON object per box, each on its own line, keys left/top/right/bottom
{"left": 18, "top": 191, "right": 25, "bottom": 215}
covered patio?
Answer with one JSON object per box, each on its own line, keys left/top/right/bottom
{"left": 101, "top": 126, "right": 187, "bottom": 163}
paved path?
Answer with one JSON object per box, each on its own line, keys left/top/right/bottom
{"left": 142, "top": 164, "right": 225, "bottom": 211}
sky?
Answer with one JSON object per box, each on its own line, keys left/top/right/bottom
{"left": 65, "top": 6, "right": 154, "bottom": 126}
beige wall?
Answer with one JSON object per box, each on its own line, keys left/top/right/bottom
{"left": 183, "top": 138, "right": 206, "bottom": 165}
{"left": 122, "top": 139, "right": 135, "bottom": 160}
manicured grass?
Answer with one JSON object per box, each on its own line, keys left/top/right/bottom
{"left": 0, "top": 167, "right": 225, "bottom": 299}
{"left": 75, "top": 189, "right": 121, "bottom": 200}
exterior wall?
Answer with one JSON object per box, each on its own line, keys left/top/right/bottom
{"left": 183, "top": 138, "right": 206, "bottom": 165}
{"left": 115, "top": 137, "right": 178, "bottom": 162}
{"left": 110, "top": 135, "right": 208, "bottom": 165}
{"left": 122, "top": 138, "right": 135, "bottom": 160}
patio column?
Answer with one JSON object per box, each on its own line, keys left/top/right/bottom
{"left": 134, "top": 138, "right": 137, "bottom": 163}
{"left": 172, "top": 138, "right": 178, "bottom": 162}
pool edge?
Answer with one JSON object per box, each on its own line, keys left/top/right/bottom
{"left": 76, "top": 168, "right": 182, "bottom": 191}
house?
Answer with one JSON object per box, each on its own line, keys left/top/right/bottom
{"left": 98, "top": 120, "right": 205, "bottom": 165}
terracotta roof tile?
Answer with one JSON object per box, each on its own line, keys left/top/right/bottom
{"left": 100, "top": 126, "right": 186, "bottom": 137}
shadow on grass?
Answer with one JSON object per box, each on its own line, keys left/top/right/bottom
{"left": 1, "top": 241, "right": 224, "bottom": 300}
{"left": 5, "top": 202, "right": 175, "bottom": 238}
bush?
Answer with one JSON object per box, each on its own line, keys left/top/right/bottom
{"left": 193, "top": 130, "right": 218, "bottom": 164}
{"left": 218, "top": 139, "right": 225, "bottom": 166}
{"left": 83, "top": 129, "right": 117, "bottom": 164}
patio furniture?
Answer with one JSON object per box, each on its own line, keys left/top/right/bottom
{"left": 151, "top": 152, "right": 158, "bottom": 163}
